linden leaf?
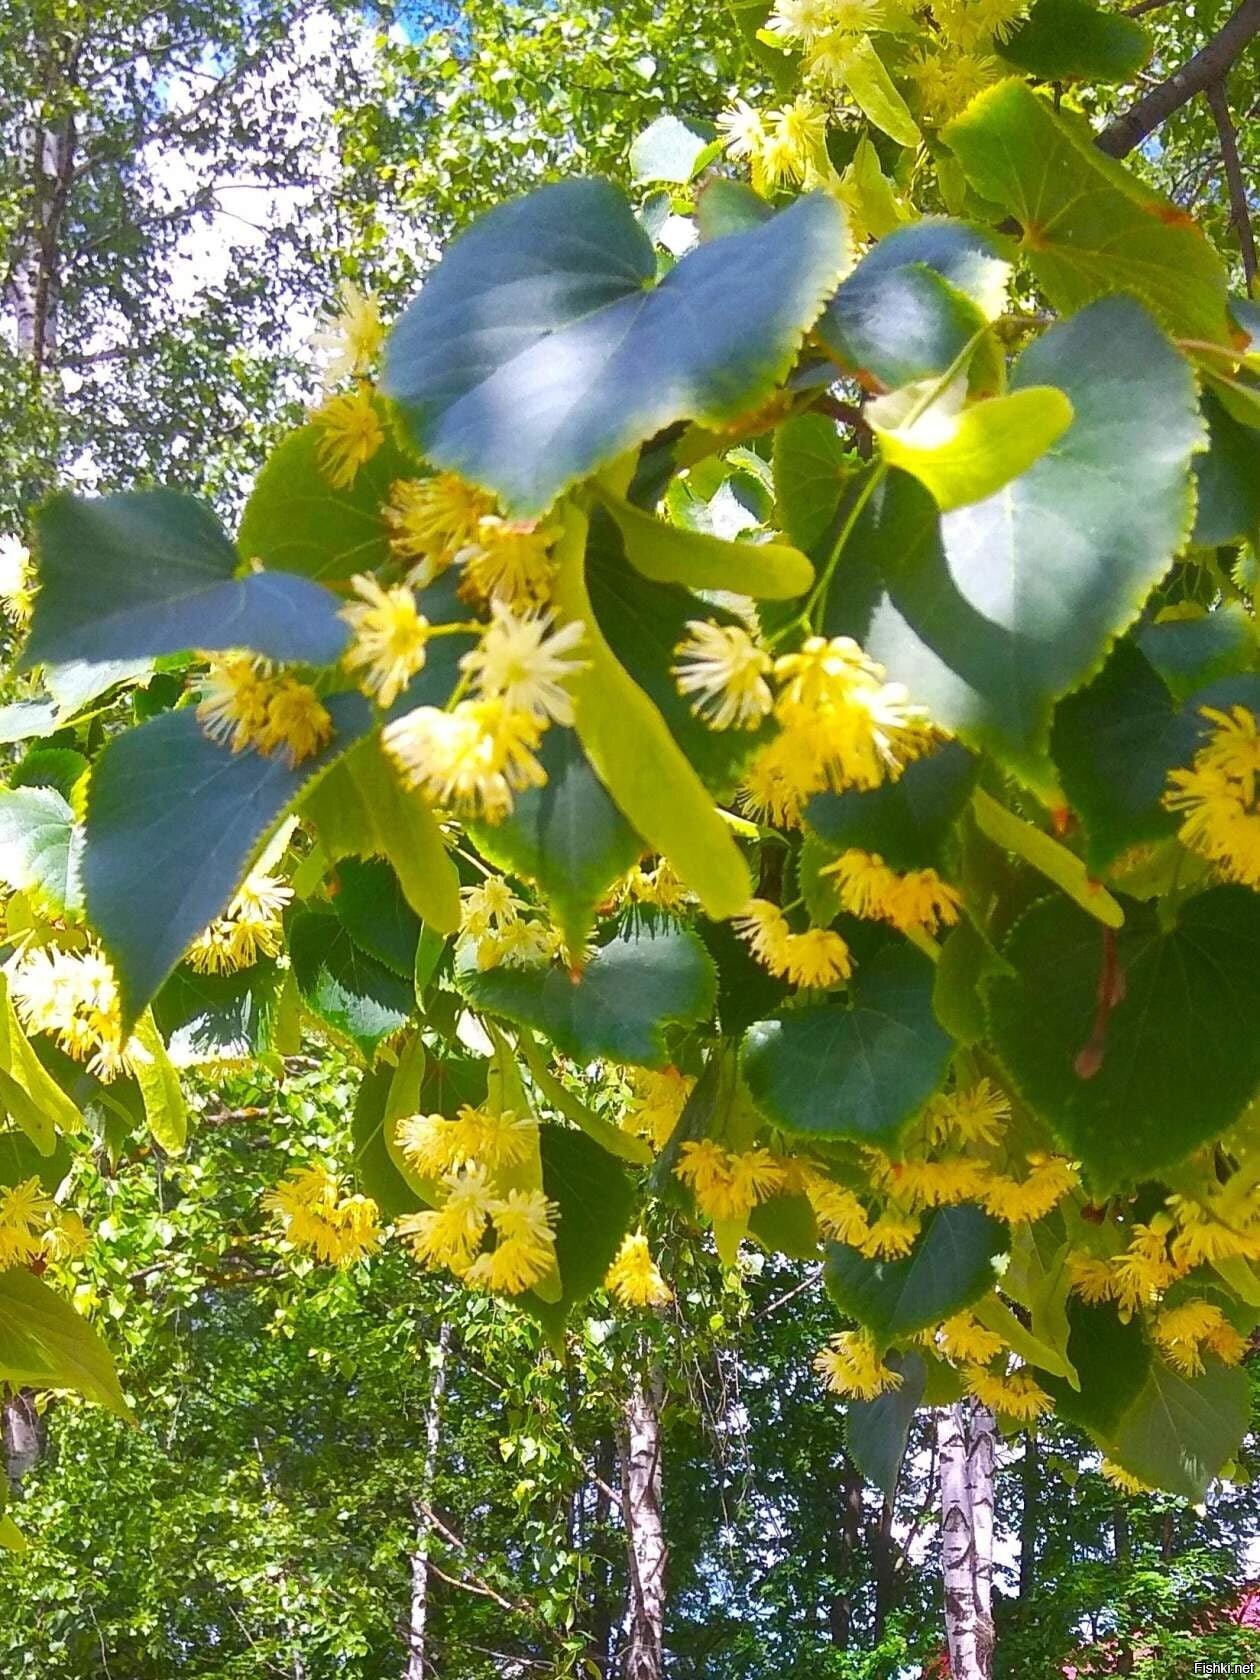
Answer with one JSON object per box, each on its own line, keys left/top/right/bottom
{"left": 383, "top": 179, "right": 847, "bottom": 515}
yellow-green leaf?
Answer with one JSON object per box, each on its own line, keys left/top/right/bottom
{"left": 552, "top": 504, "right": 751, "bottom": 920}
{"left": 869, "top": 385, "right": 1074, "bottom": 511}
{"left": 594, "top": 486, "right": 813, "bottom": 600}
{"left": 0, "top": 976, "right": 81, "bottom": 1149}
{"left": 130, "top": 1009, "right": 188, "bottom": 1154}
{"left": 839, "top": 37, "right": 920, "bottom": 148}
{"left": 518, "top": 1033, "right": 654, "bottom": 1166}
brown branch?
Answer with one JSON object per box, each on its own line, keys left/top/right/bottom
{"left": 1097, "top": 0, "right": 1260, "bottom": 157}
{"left": 1206, "top": 78, "right": 1258, "bottom": 289}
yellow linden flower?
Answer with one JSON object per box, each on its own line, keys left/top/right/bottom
{"left": 717, "top": 99, "right": 769, "bottom": 166}
{"left": 196, "top": 654, "right": 274, "bottom": 754}
{"left": 825, "top": 849, "right": 962, "bottom": 936}
{"left": 1111, "top": 1218, "right": 1182, "bottom": 1317}
{"left": 397, "top": 1165, "right": 496, "bottom": 1273}
{"left": 802, "top": 1170, "right": 872, "bottom": 1245}
{"left": 460, "top": 876, "right": 523, "bottom": 936}
{"left": 774, "top": 638, "right": 933, "bottom": 795}
{"left": 675, "top": 1141, "right": 785, "bottom": 1222}
{"left": 464, "top": 1188, "right": 558, "bottom": 1295}
{"left": 623, "top": 859, "right": 696, "bottom": 915}
{"left": 311, "top": 280, "right": 385, "bottom": 384}
{"left": 981, "top": 1155, "right": 1078, "bottom": 1225}
{"left": 761, "top": 97, "right": 829, "bottom": 189}
{"left": 460, "top": 602, "right": 586, "bottom": 725}
{"left": 396, "top": 1104, "right": 537, "bottom": 1177}
{"left": 255, "top": 677, "right": 333, "bottom": 768}
{"left": 1100, "top": 1459, "right": 1153, "bottom": 1496}
{"left": 10, "top": 945, "right": 129, "bottom": 1079}
{"left": 383, "top": 697, "right": 546, "bottom": 823}
{"left": 1067, "top": 1252, "right": 1116, "bottom": 1306}
{"left": 935, "top": 1310, "right": 1005, "bottom": 1366}
{"left": 672, "top": 620, "right": 774, "bottom": 731}
{"left": 859, "top": 1207, "right": 920, "bottom": 1258}
{"left": 311, "top": 387, "right": 384, "bottom": 490}
{"left": 458, "top": 515, "right": 558, "bottom": 606}
{"left": 738, "top": 726, "right": 823, "bottom": 829}
{"left": 186, "top": 866, "right": 292, "bottom": 974}
{"left": 815, "top": 1329, "right": 903, "bottom": 1400}
{"left": 1152, "top": 1299, "right": 1247, "bottom": 1375}
{"left": 43, "top": 1208, "right": 91, "bottom": 1262}
{"left": 0, "top": 1176, "right": 55, "bottom": 1269}
{"left": 1165, "top": 706, "right": 1260, "bottom": 887}
{"left": 624, "top": 1066, "right": 695, "bottom": 1152}
{"left": 934, "top": 0, "right": 1027, "bottom": 49}
{"left": 926, "top": 1079, "right": 1010, "bottom": 1147}
{"left": 605, "top": 1231, "right": 672, "bottom": 1308}
{"left": 733, "top": 899, "right": 851, "bottom": 988}
{"left": 765, "top": 0, "right": 841, "bottom": 44}
{"left": 340, "top": 574, "right": 432, "bottom": 707}
{"left": 910, "top": 44, "right": 1002, "bottom": 122}
{"left": 264, "top": 1163, "right": 381, "bottom": 1266}
{"left": 0, "top": 534, "right": 36, "bottom": 627}
{"left": 478, "top": 916, "right": 563, "bottom": 971}
{"left": 387, "top": 474, "right": 496, "bottom": 583}
{"left": 963, "top": 1363, "right": 1050, "bottom": 1421}
{"left": 890, "top": 1155, "right": 987, "bottom": 1211}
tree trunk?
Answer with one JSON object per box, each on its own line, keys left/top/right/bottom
{"left": 620, "top": 1369, "right": 666, "bottom": 1680}
{"left": 404, "top": 1321, "right": 451, "bottom": 1680}
{"left": 3, "top": 1391, "right": 46, "bottom": 1489}
{"left": 938, "top": 1402, "right": 996, "bottom": 1680}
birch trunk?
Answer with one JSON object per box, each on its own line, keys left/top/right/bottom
{"left": 2, "top": 1391, "right": 45, "bottom": 1489}
{"left": 620, "top": 1369, "right": 666, "bottom": 1680}
{"left": 937, "top": 1402, "right": 995, "bottom": 1680}
{"left": 404, "top": 1321, "right": 451, "bottom": 1680}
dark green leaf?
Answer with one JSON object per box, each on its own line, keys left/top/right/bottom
{"left": 846, "top": 1350, "right": 927, "bottom": 1496}
{"left": 383, "top": 180, "right": 846, "bottom": 515}
{"left": 741, "top": 944, "right": 952, "bottom": 1145}
{"left": 83, "top": 696, "right": 372, "bottom": 1025}
{"left": 805, "top": 742, "right": 976, "bottom": 872}
{"left": 524, "top": 1125, "right": 635, "bottom": 1341}
{"left": 1105, "top": 1360, "right": 1249, "bottom": 1501}
{"left": 0, "top": 1128, "right": 71, "bottom": 1191}
{"left": 1040, "top": 1299, "right": 1149, "bottom": 1435}
{"left": 998, "top": 0, "right": 1151, "bottom": 81}
{"left": 772, "top": 413, "right": 848, "bottom": 553}
{"left": 153, "top": 962, "right": 282, "bottom": 1066}
{"left": 331, "top": 857, "right": 422, "bottom": 978}
{"left": 987, "top": 887, "right": 1260, "bottom": 1189}
{"left": 470, "top": 725, "right": 642, "bottom": 954}
{"left": 944, "top": 83, "right": 1229, "bottom": 344}
{"left": 237, "top": 412, "right": 415, "bottom": 582}
{"left": 825, "top": 1205, "right": 1007, "bottom": 1344}
{"left": 695, "top": 177, "right": 773, "bottom": 240}
{"left": 289, "top": 909, "right": 414, "bottom": 1058}
{"left": 933, "top": 918, "right": 1009, "bottom": 1046}
{"left": 458, "top": 918, "right": 716, "bottom": 1068}
{"left": 1192, "top": 390, "right": 1260, "bottom": 547}
{"left": 25, "top": 491, "right": 349, "bottom": 667}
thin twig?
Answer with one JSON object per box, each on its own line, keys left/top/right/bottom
{"left": 753, "top": 1265, "right": 823, "bottom": 1320}
{"left": 1206, "top": 78, "right": 1258, "bottom": 289}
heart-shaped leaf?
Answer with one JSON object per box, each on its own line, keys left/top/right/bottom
{"left": 1103, "top": 1359, "right": 1249, "bottom": 1501}
{"left": 0, "top": 1268, "right": 131, "bottom": 1418}
{"left": 383, "top": 179, "right": 847, "bottom": 515}
{"left": 741, "top": 944, "right": 952, "bottom": 1145}
{"left": 987, "top": 887, "right": 1260, "bottom": 1189}
{"left": 856, "top": 298, "right": 1202, "bottom": 782}
{"left": 458, "top": 918, "right": 716, "bottom": 1068}
{"left": 25, "top": 491, "right": 349, "bottom": 668}
{"left": 82, "top": 694, "right": 372, "bottom": 1026}
{"left": 825, "top": 1205, "right": 1007, "bottom": 1345}
{"left": 998, "top": 0, "right": 1152, "bottom": 83}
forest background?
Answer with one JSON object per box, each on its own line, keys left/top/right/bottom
{"left": 1, "top": 1, "right": 1259, "bottom": 1677}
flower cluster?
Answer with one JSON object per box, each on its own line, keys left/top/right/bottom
{"left": 196, "top": 655, "right": 332, "bottom": 767}
{"left": 1165, "top": 705, "right": 1260, "bottom": 887}
{"left": 622, "top": 1066, "right": 695, "bottom": 1153}
{"left": 735, "top": 898, "right": 853, "bottom": 988}
{"left": 458, "top": 876, "right": 563, "bottom": 970}
{"left": 385, "top": 474, "right": 559, "bottom": 607}
{"left": 604, "top": 1230, "right": 672, "bottom": 1308}
{"left": 311, "top": 387, "right": 385, "bottom": 489}
{"left": 675, "top": 1140, "right": 787, "bottom": 1223}
{"left": 10, "top": 944, "right": 130, "bottom": 1079}
{"left": 185, "top": 866, "right": 292, "bottom": 975}
{"left": 264, "top": 1163, "right": 381, "bottom": 1266}
{"left": 311, "top": 280, "right": 385, "bottom": 388}
{"left": 0, "top": 1177, "right": 88, "bottom": 1269}
{"left": 383, "top": 603, "right": 585, "bottom": 823}
{"left": 394, "top": 1102, "right": 559, "bottom": 1295}
{"left": 824, "top": 849, "right": 962, "bottom": 937}
{"left": 814, "top": 1328, "right": 902, "bottom": 1399}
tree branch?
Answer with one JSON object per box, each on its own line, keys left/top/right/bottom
{"left": 1205, "top": 78, "right": 1258, "bottom": 289}
{"left": 1097, "top": 0, "right": 1260, "bottom": 157}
